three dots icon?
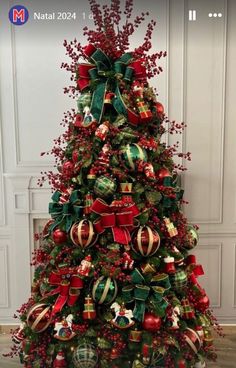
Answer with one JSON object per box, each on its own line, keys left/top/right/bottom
{"left": 208, "top": 12, "right": 222, "bottom": 18}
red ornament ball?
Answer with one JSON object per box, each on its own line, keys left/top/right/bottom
{"left": 52, "top": 228, "right": 67, "bottom": 244}
{"left": 142, "top": 312, "right": 162, "bottom": 332}
{"left": 195, "top": 295, "right": 210, "bottom": 312}
{"left": 70, "top": 220, "right": 97, "bottom": 249}
{"left": 177, "top": 358, "right": 187, "bottom": 368}
{"left": 27, "top": 303, "right": 52, "bottom": 333}
{"left": 155, "top": 102, "right": 164, "bottom": 116}
{"left": 157, "top": 167, "right": 171, "bottom": 179}
{"left": 62, "top": 160, "right": 74, "bottom": 178}
{"left": 132, "top": 226, "right": 160, "bottom": 257}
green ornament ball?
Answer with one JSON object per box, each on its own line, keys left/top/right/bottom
{"left": 73, "top": 343, "right": 98, "bottom": 368}
{"left": 94, "top": 176, "right": 117, "bottom": 198}
{"left": 122, "top": 144, "right": 147, "bottom": 171}
{"left": 92, "top": 276, "right": 117, "bottom": 304}
{"left": 185, "top": 225, "right": 199, "bottom": 249}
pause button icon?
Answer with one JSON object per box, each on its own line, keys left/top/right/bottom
{"left": 189, "top": 10, "right": 197, "bottom": 21}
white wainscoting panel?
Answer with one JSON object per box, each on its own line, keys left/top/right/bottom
{"left": 0, "top": 243, "right": 9, "bottom": 308}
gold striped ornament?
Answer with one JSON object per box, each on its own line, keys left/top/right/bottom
{"left": 92, "top": 276, "right": 117, "bottom": 304}
{"left": 26, "top": 303, "right": 52, "bottom": 333}
{"left": 70, "top": 220, "right": 97, "bottom": 248}
{"left": 131, "top": 226, "right": 160, "bottom": 257}
{"left": 183, "top": 328, "right": 202, "bottom": 354}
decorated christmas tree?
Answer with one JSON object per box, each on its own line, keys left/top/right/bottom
{"left": 9, "top": 1, "right": 223, "bottom": 367}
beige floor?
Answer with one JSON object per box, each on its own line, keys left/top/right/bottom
{"left": 0, "top": 327, "right": 235, "bottom": 367}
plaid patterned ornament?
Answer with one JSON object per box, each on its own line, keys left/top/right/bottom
{"left": 73, "top": 344, "right": 98, "bottom": 368}
{"left": 94, "top": 175, "right": 117, "bottom": 198}
{"left": 170, "top": 269, "right": 188, "bottom": 290}
{"left": 181, "top": 298, "right": 195, "bottom": 319}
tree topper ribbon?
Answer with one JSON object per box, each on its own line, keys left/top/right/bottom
{"left": 49, "top": 190, "right": 83, "bottom": 232}
{"left": 91, "top": 198, "right": 139, "bottom": 245}
{"left": 77, "top": 44, "right": 147, "bottom": 125}
{"left": 43, "top": 266, "right": 84, "bottom": 316}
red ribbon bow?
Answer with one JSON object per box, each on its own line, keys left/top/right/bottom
{"left": 91, "top": 198, "right": 139, "bottom": 245}
{"left": 44, "top": 267, "right": 84, "bottom": 316}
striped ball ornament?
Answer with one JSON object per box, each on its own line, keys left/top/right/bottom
{"left": 122, "top": 144, "right": 147, "bottom": 170}
{"left": 131, "top": 226, "right": 160, "bottom": 257}
{"left": 73, "top": 343, "right": 98, "bottom": 368}
{"left": 70, "top": 220, "right": 98, "bottom": 249}
{"left": 26, "top": 303, "right": 52, "bottom": 333}
{"left": 92, "top": 276, "right": 117, "bottom": 304}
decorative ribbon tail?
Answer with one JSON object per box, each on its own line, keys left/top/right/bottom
{"left": 133, "top": 285, "right": 150, "bottom": 322}
{"left": 52, "top": 281, "right": 70, "bottom": 316}
{"left": 112, "top": 227, "right": 131, "bottom": 245}
{"left": 133, "top": 299, "right": 146, "bottom": 322}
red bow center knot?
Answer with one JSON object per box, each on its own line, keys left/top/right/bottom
{"left": 91, "top": 198, "right": 140, "bottom": 245}
{"left": 46, "top": 267, "right": 84, "bottom": 316}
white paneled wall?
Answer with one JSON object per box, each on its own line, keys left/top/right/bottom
{"left": 0, "top": 0, "right": 235, "bottom": 324}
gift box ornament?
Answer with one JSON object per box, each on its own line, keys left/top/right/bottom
{"left": 181, "top": 298, "right": 195, "bottom": 319}
{"left": 83, "top": 296, "right": 96, "bottom": 320}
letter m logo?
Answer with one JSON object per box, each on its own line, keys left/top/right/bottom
{"left": 13, "top": 8, "right": 25, "bottom": 22}
{"left": 9, "top": 5, "right": 29, "bottom": 25}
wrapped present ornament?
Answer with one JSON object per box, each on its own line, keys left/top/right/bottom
{"left": 133, "top": 81, "right": 152, "bottom": 123}
{"left": 70, "top": 220, "right": 98, "bottom": 249}
{"left": 84, "top": 193, "right": 94, "bottom": 215}
{"left": 73, "top": 344, "right": 98, "bottom": 368}
{"left": 181, "top": 298, "right": 195, "bottom": 319}
{"left": 83, "top": 296, "right": 96, "bottom": 320}
{"left": 54, "top": 314, "right": 75, "bottom": 341}
{"left": 163, "top": 217, "right": 178, "bottom": 237}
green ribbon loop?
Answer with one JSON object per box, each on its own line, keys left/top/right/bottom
{"left": 86, "top": 48, "right": 133, "bottom": 122}
{"left": 49, "top": 190, "right": 83, "bottom": 232}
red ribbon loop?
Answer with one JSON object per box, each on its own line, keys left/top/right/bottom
{"left": 91, "top": 198, "right": 139, "bottom": 245}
